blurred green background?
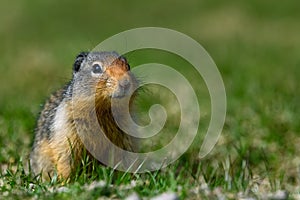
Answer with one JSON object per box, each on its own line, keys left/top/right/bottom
{"left": 0, "top": 0, "right": 300, "bottom": 194}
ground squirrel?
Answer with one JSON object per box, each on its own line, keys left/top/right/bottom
{"left": 30, "top": 51, "right": 138, "bottom": 180}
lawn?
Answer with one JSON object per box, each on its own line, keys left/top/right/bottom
{"left": 0, "top": 0, "right": 299, "bottom": 199}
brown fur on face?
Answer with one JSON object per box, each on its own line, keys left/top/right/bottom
{"left": 95, "top": 57, "right": 134, "bottom": 99}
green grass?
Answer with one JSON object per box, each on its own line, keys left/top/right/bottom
{"left": 1, "top": 0, "right": 300, "bottom": 199}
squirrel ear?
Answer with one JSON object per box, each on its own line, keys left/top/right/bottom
{"left": 73, "top": 52, "right": 89, "bottom": 72}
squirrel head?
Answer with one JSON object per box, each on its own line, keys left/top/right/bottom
{"left": 71, "top": 51, "right": 138, "bottom": 103}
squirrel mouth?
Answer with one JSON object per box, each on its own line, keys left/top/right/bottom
{"left": 111, "top": 78, "right": 132, "bottom": 99}
{"left": 111, "top": 85, "right": 131, "bottom": 99}
{"left": 111, "top": 90, "right": 127, "bottom": 98}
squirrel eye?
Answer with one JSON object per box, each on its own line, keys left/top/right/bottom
{"left": 92, "top": 64, "right": 103, "bottom": 74}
